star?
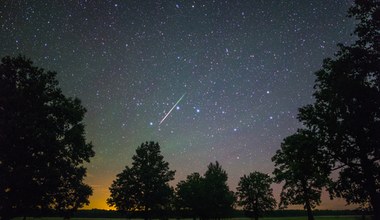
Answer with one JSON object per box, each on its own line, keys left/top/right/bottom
{"left": 0, "top": 0, "right": 356, "bottom": 210}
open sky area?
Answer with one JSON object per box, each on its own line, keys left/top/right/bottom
{"left": 0, "top": 0, "right": 358, "bottom": 210}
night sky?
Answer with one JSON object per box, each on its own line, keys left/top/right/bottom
{"left": 1, "top": 0, "right": 357, "bottom": 210}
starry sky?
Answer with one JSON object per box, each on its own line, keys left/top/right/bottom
{"left": 1, "top": 0, "right": 358, "bottom": 210}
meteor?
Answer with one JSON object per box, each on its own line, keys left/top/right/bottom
{"left": 159, "top": 93, "right": 186, "bottom": 125}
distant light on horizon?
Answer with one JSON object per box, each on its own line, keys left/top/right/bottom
{"left": 0, "top": 0, "right": 357, "bottom": 210}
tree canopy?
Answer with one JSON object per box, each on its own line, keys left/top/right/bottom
{"left": 175, "top": 161, "right": 235, "bottom": 219}
{"left": 272, "top": 130, "right": 331, "bottom": 220}
{"left": 175, "top": 172, "right": 204, "bottom": 215}
{"left": 0, "top": 55, "right": 95, "bottom": 220}
{"left": 107, "top": 141, "right": 175, "bottom": 217}
{"left": 202, "top": 161, "right": 236, "bottom": 218}
{"left": 298, "top": 1, "right": 380, "bottom": 218}
{"left": 237, "top": 172, "right": 276, "bottom": 220}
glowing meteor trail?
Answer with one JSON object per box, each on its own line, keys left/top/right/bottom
{"left": 159, "top": 93, "right": 186, "bottom": 125}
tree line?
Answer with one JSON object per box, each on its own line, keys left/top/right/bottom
{"left": 107, "top": 141, "right": 276, "bottom": 220}
{"left": 0, "top": 1, "right": 378, "bottom": 220}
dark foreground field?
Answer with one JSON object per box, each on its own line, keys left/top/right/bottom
{"left": 13, "top": 217, "right": 372, "bottom": 220}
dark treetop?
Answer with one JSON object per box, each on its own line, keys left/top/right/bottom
{"left": 298, "top": 0, "right": 380, "bottom": 218}
{"left": 0, "top": 55, "right": 95, "bottom": 219}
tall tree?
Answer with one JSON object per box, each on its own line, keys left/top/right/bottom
{"left": 175, "top": 172, "right": 204, "bottom": 217}
{"left": 272, "top": 130, "right": 331, "bottom": 220}
{"left": 107, "top": 141, "right": 175, "bottom": 218}
{"left": 237, "top": 172, "right": 276, "bottom": 220}
{"left": 202, "top": 161, "right": 235, "bottom": 219}
{"left": 175, "top": 161, "right": 235, "bottom": 219}
{"left": 298, "top": 1, "right": 380, "bottom": 218}
{"left": 107, "top": 167, "right": 139, "bottom": 212}
{"left": 0, "top": 55, "right": 94, "bottom": 220}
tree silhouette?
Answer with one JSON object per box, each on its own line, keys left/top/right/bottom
{"left": 298, "top": 1, "right": 380, "bottom": 218}
{"left": 201, "top": 161, "right": 235, "bottom": 219}
{"left": 175, "top": 161, "right": 235, "bottom": 219}
{"left": 54, "top": 177, "right": 93, "bottom": 219}
{"left": 272, "top": 130, "right": 331, "bottom": 220}
{"left": 107, "top": 167, "right": 139, "bottom": 212}
{"left": 175, "top": 172, "right": 204, "bottom": 218}
{"left": 0, "top": 55, "right": 95, "bottom": 220}
{"left": 107, "top": 141, "right": 175, "bottom": 218}
{"left": 237, "top": 172, "right": 276, "bottom": 220}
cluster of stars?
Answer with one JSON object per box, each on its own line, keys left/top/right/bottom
{"left": 0, "top": 0, "right": 356, "bottom": 210}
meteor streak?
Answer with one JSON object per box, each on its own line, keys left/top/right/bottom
{"left": 159, "top": 93, "right": 186, "bottom": 125}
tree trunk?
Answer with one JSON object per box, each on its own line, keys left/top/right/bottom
{"left": 254, "top": 198, "right": 259, "bottom": 220}
{"left": 359, "top": 151, "right": 380, "bottom": 220}
{"left": 301, "top": 180, "right": 314, "bottom": 220}
{"left": 144, "top": 206, "right": 148, "bottom": 220}
{"left": 305, "top": 199, "right": 314, "bottom": 220}
{"left": 367, "top": 180, "right": 380, "bottom": 220}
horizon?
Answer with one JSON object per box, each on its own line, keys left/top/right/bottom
{"left": 0, "top": 0, "right": 358, "bottom": 211}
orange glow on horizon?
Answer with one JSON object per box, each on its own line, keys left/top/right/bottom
{"left": 84, "top": 183, "right": 358, "bottom": 211}
{"left": 84, "top": 186, "right": 115, "bottom": 210}
{"left": 84, "top": 166, "right": 358, "bottom": 211}
{"left": 83, "top": 171, "right": 116, "bottom": 210}
{"left": 84, "top": 195, "right": 114, "bottom": 210}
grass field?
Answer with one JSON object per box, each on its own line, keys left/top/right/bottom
{"left": 13, "top": 216, "right": 370, "bottom": 220}
{"left": 261, "top": 217, "right": 368, "bottom": 220}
